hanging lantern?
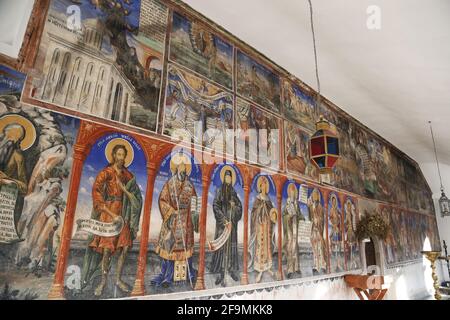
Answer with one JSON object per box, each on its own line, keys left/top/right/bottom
{"left": 429, "top": 121, "right": 450, "bottom": 217}
{"left": 309, "top": 116, "right": 340, "bottom": 174}
{"left": 439, "top": 189, "right": 450, "bottom": 217}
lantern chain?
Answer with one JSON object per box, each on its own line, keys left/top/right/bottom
{"left": 308, "top": 0, "right": 321, "bottom": 108}
{"left": 429, "top": 121, "right": 444, "bottom": 192}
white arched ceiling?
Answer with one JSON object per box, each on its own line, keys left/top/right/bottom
{"left": 183, "top": 0, "right": 450, "bottom": 168}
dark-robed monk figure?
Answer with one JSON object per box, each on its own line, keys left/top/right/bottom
{"left": 209, "top": 167, "right": 242, "bottom": 286}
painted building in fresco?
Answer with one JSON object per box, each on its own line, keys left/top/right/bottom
{"left": 0, "top": 0, "right": 440, "bottom": 300}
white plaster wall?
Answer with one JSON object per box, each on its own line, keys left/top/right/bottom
{"left": 214, "top": 262, "right": 434, "bottom": 300}
{"left": 419, "top": 162, "right": 450, "bottom": 283}
{"left": 0, "top": 0, "right": 34, "bottom": 58}
{"left": 215, "top": 278, "right": 357, "bottom": 300}
{"left": 384, "top": 262, "right": 435, "bottom": 299}
{"left": 129, "top": 263, "right": 435, "bottom": 300}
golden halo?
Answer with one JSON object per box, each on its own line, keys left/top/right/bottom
{"left": 105, "top": 138, "right": 134, "bottom": 168}
{"left": 170, "top": 152, "right": 192, "bottom": 176}
{"left": 220, "top": 165, "right": 236, "bottom": 186}
{"left": 0, "top": 114, "right": 36, "bottom": 151}
{"left": 345, "top": 199, "right": 353, "bottom": 210}
{"left": 330, "top": 193, "right": 338, "bottom": 205}
{"left": 311, "top": 188, "right": 320, "bottom": 202}
{"left": 287, "top": 182, "right": 298, "bottom": 198}
{"left": 257, "top": 175, "right": 269, "bottom": 193}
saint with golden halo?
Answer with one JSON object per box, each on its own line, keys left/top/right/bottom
{"left": 169, "top": 151, "right": 192, "bottom": 177}
{"left": 283, "top": 182, "right": 305, "bottom": 278}
{"left": 329, "top": 193, "right": 343, "bottom": 272}
{"left": 209, "top": 164, "right": 242, "bottom": 287}
{"left": 307, "top": 188, "right": 328, "bottom": 275}
{"left": 82, "top": 136, "right": 143, "bottom": 297}
{"left": 219, "top": 164, "right": 236, "bottom": 186}
{"left": 0, "top": 114, "right": 37, "bottom": 194}
{"left": 249, "top": 174, "right": 278, "bottom": 283}
{"left": 152, "top": 150, "right": 199, "bottom": 288}
{"left": 105, "top": 138, "right": 134, "bottom": 168}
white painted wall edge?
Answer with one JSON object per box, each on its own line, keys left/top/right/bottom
{"left": 0, "top": 0, "right": 34, "bottom": 58}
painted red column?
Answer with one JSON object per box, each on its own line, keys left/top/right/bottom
{"left": 48, "top": 145, "right": 86, "bottom": 299}
{"left": 276, "top": 176, "right": 285, "bottom": 281}
{"left": 131, "top": 164, "right": 157, "bottom": 296}
{"left": 240, "top": 175, "right": 251, "bottom": 285}
{"left": 339, "top": 193, "right": 347, "bottom": 271}
{"left": 195, "top": 164, "right": 213, "bottom": 290}
{"left": 322, "top": 188, "right": 331, "bottom": 274}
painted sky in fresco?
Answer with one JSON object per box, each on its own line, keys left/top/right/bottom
{"left": 172, "top": 12, "right": 233, "bottom": 60}
{"left": 74, "top": 132, "right": 147, "bottom": 238}
{"left": 0, "top": 64, "right": 26, "bottom": 97}
{"left": 51, "top": 0, "right": 141, "bottom": 30}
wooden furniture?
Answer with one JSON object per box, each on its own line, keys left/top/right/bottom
{"left": 344, "top": 274, "right": 388, "bottom": 300}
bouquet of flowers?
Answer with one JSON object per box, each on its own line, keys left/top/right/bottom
{"left": 355, "top": 211, "right": 389, "bottom": 241}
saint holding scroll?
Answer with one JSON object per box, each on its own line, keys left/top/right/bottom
{"left": 0, "top": 114, "right": 36, "bottom": 244}
{"left": 81, "top": 138, "right": 143, "bottom": 297}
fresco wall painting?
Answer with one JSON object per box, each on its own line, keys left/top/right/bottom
{"left": 236, "top": 50, "right": 281, "bottom": 114}
{"left": 282, "top": 80, "right": 317, "bottom": 132}
{"left": 26, "top": 0, "right": 168, "bottom": 133}
{"left": 235, "top": 98, "right": 282, "bottom": 171}
{"left": 205, "top": 163, "right": 243, "bottom": 288}
{"left": 65, "top": 132, "right": 146, "bottom": 299}
{"left": 0, "top": 72, "right": 79, "bottom": 299}
{"left": 0, "top": 0, "right": 441, "bottom": 301}
{"left": 169, "top": 11, "right": 234, "bottom": 90}
{"left": 343, "top": 196, "right": 361, "bottom": 271}
{"left": 328, "top": 192, "right": 344, "bottom": 273}
{"left": 162, "top": 64, "right": 234, "bottom": 154}
{"left": 247, "top": 173, "right": 279, "bottom": 284}
{"left": 284, "top": 120, "right": 318, "bottom": 180}
{"left": 0, "top": 100, "right": 440, "bottom": 299}
{"left": 381, "top": 204, "right": 440, "bottom": 267}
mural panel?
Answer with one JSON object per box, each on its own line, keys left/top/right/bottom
{"left": 163, "top": 64, "right": 233, "bottom": 153}
{"left": 28, "top": 0, "right": 167, "bottom": 132}
{"left": 248, "top": 173, "right": 278, "bottom": 283}
{"left": 0, "top": 65, "right": 26, "bottom": 98}
{"left": 343, "top": 196, "right": 360, "bottom": 271}
{"left": 328, "top": 192, "right": 344, "bottom": 273}
{"left": 236, "top": 50, "right": 281, "bottom": 113}
{"left": 381, "top": 205, "right": 396, "bottom": 265}
{"left": 0, "top": 92, "right": 78, "bottom": 299}
{"left": 0, "top": 0, "right": 441, "bottom": 300}
{"left": 282, "top": 80, "right": 316, "bottom": 131}
{"left": 332, "top": 116, "right": 365, "bottom": 196}
{"left": 382, "top": 206, "right": 441, "bottom": 267}
{"left": 306, "top": 187, "right": 328, "bottom": 275}
{"left": 206, "top": 163, "right": 244, "bottom": 288}
{"left": 428, "top": 215, "right": 441, "bottom": 252}
{"left": 281, "top": 180, "right": 316, "bottom": 279}
{"left": 170, "top": 11, "right": 233, "bottom": 89}
{"left": 236, "top": 98, "right": 281, "bottom": 170}
{"left": 284, "top": 120, "right": 318, "bottom": 179}
{"left": 147, "top": 150, "right": 202, "bottom": 294}
{"left": 66, "top": 132, "right": 145, "bottom": 299}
